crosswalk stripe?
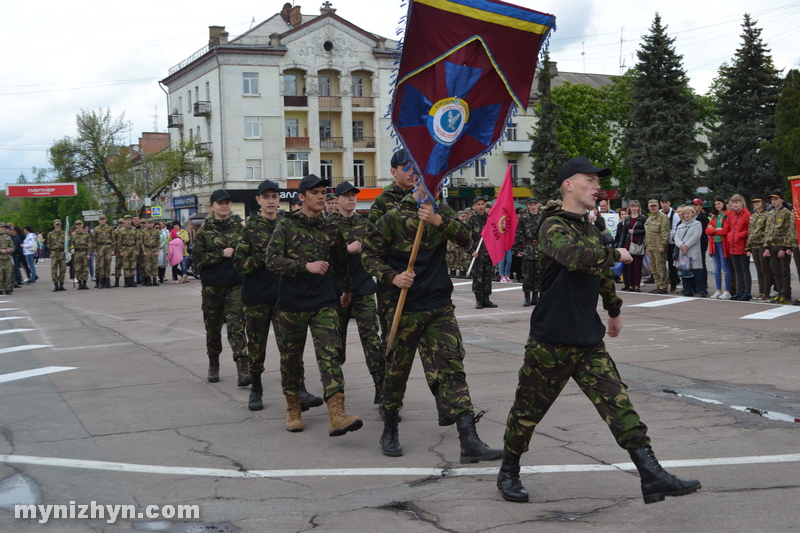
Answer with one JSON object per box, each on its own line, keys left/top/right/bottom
{"left": 740, "top": 307, "right": 800, "bottom": 320}
{"left": 630, "top": 297, "right": 694, "bottom": 307}
{"left": 0, "top": 345, "right": 51, "bottom": 354}
{"left": 0, "top": 366, "right": 77, "bottom": 384}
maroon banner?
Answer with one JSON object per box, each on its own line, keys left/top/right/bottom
{"left": 6, "top": 183, "right": 78, "bottom": 198}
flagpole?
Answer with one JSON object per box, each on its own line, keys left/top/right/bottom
{"left": 385, "top": 220, "right": 426, "bottom": 356}
{"left": 465, "top": 237, "right": 483, "bottom": 277}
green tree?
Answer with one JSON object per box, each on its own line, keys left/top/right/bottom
{"left": 529, "top": 52, "right": 567, "bottom": 202}
{"left": 138, "top": 134, "right": 210, "bottom": 201}
{"left": 623, "top": 13, "right": 699, "bottom": 203}
{"left": 704, "top": 14, "right": 783, "bottom": 199}
{"left": 762, "top": 69, "right": 800, "bottom": 181}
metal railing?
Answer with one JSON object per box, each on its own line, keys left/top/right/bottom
{"left": 319, "top": 96, "right": 341, "bottom": 109}
{"left": 352, "top": 137, "right": 376, "bottom": 149}
{"left": 193, "top": 101, "right": 212, "bottom": 116}
{"left": 285, "top": 137, "right": 310, "bottom": 148}
{"left": 284, "top": 95, "right": 308, "bottom": 107}
{"left": 320, "top": 137, "right": 343, "bottom": 149}
{"left": 168, "top": 114, "right": 184, "bottom": 128}
{"left": 195, "top": 142, "right": 213, "bottom": 157}
{"left": 351, "top": 97, "right": 374, "bottom": 108}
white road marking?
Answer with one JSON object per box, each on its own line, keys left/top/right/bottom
{"left": 0, "top": 366, "right": 77, "bottom": 384}
{"left": 456, "top": 310, "right": 531, "bottom": 320}
{"left": 492, "top": 286, "right": 522, "bottom": 292}
{"left": 452, "top": 281, "right": 472, "bottom": 286}
{"left": 740, "top": 307, "right": 800, "bottom": 320}
{"left": 630, "top": 297, "right": 695, "bottom": 307}
{"left": 0, "top": 328, "right": 35, "bottom": 335}
{"left": 0, "top": 317, "right": 27, "bottom": 322}
{"left": 0, "top": 308, "right": 20, "bottom": 312}
{"left": 1, "top": 453, "right": 798, "bottom": 479}
{"left": 0, "top": 345, "right": 51, "bottom": 354}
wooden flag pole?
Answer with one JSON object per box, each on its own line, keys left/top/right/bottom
{"left": 465, "top": 236, "right": 483, "bottom": 277}
{"left": 384, "top": 219, "right": 426, "bottom": 356}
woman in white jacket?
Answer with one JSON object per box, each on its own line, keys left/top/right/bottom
{"left": 22, "top": 226, "right": 38, "bottom": 284}
{"left": 674, "top": 207, "right": 707, "bottom": 297}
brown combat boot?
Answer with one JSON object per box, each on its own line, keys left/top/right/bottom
{"left": 326, "top": 393, "right": 363, "bottom": 437}
{"left": 207, "top": 353, "right": 220, "bottom": 383}
{"left": 285, "top": 394, "right": 304, "bottom": 432}
{"left": 235, "top": 357, "right": 252, "bottom": 387}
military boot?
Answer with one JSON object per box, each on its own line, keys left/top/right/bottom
{"left": 114, "top": 276, "right": 120, "bottom": 288}
{"left": 105, "top": 278, "right": 112, "bottom": 288}
{"left": 94, "top": 278, "right": 100, "bottom": 288}
{"left": 497, "top": 451, "right": 529, "bottom": 502}
{"left": 455, "top": 413, "right": 503, "bottom": 463}
{"left": 284, "top": 394, "right": 304, "bottom": 432}
{"left": 53, "top": 283, "right": 60, "bottom": 292}
{"left": 248, "top": 372, "right": 263, "bottom": 411}
{"left": 207, "top": 353, "right": 220, "bottom": 383}
{"left": 144, "top": 277, "right": 152, "bottom": 287}
{"left": 629, "top": 446, "right": 701, "bottom": 504}
{"left": 482, "top": 294, "right": 498, "bottom": 308}
{"left": 58, "top": 282, "right": 67, "bottom": 291}
{"left": 78, "top": 280, "right": 89, "bottom": 290}
{"left": 523, "top": 292, "right": 531, "bottom": 307}
{"left": 235, "top": 357, "right": 252, "bottom": 387}
{"left": 299, "top": 382, "right": 324, "bottom": 412}
{"left": 475, "top": 293, "right": 484, "bottom": 309}
{"left": 530, "top": 292, "right": 539, "bottom": 305}
{"left": 326, "top": 393, "right": 363, "bottom": 437}
{"left": 380, "top": 410, "right": 403, "bottom": 457}
{"left": 151, "top": 277, "right": 160, "bottom": 286}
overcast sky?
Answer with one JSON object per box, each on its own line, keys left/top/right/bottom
{"left": 2, "top": 0, "right": 798, "bottom": 186}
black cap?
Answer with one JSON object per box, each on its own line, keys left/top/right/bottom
{"left": 769, "top": 189, "right": 784, "bottom": 199}
{"left": 660, "top": 195, "right": 670, "bottom": 202}
{"left": 527, "top": 197, "right": 540, "bottom": 204}
{"left": 390, "top": 148, "right": 409, "bottom": 168}
{"left": 210, "top": 189, "right": 232, "bottom": 203}
{"left": 751, "top": 193, "right": 765, "bottom": 202}
{"left": 256, "top": 180, "right": 281, "bottom": 195}
{"left": 556, "top": 156, "right": 611, "bottom": 187}
{"left": 297, "top": 174, "right": 330, "bottom": 194}
{"left": 335, "top": 181, "right": 360, "bottom": 196}
{"left": 289, "top": 196, "right": 302, "bottom": 206}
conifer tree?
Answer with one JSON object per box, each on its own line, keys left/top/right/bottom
{"left": 762, "top": 69, "right": 800, "bottom": 180}
{"left": 529, "top": 52, "right": 567, "bottom": 202}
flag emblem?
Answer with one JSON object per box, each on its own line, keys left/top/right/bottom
{"left": 428, "top": 97, "right": 469, "bottom": 146}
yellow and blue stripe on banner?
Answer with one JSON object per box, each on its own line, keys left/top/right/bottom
{"left": 415, "top": 0, "right": 555, "bottom": 35}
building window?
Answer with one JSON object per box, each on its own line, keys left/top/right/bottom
{"left": 284, "top": 74, "right": 297, "bottom": 96}
{"left": 352, "top": 120, "right": 364, "bottom": 141}
{"left": 352, "top": 76, "right": 363, "bottom": 97}
{"left": 245, "top": 116, "right": 261, "bottom": 138}
{"left": 508, "top": 159, "right": 519, "bottom": 180}
{"left": 246, "top": 159, "right": 262, "bottom": 181}
{"left": 353, "top": 159, "right": 366, "bottom": 188}
{"left": 319, "top": 119, "right": 332, "bottom": 140}
{"left": 187, "top": 91, "right": 192, "bottom": 112}
{"left": 475, "top": 159, "right": 487, "bottom": 180}
{"left": 195, "top": 86, "right": 199, "bottom": 103}
{"left": 318, "top": 76, "right": 331, "bottom": 96}
{"left": 506, "top": 123, "right": 517, "bottom": 141}
{"left": 243, "top": 72, "right": 259, "bottom": 95}
{"left": 320, "top": 159, "right": 333, "bottom": 179}
{"left": 287, "top": 153, "right": 309, "bottom": 178}
{"left": 205, "top": 81, "right": 210, "bottom": 100}
{"left": 285, "top": 119, "right": 299, "bottom": 138}
{"left": 177, "top": 96, "right": 182, "bottom": 114}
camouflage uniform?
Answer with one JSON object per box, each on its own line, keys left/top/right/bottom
{"left": 92, "top": 223, "right": 114, "bottom": 284}
{"left": 47, "top": 229, "right": 67, "bottom": 283}
{"left": 764, "top": 206, "right": 796, "bottom": 301}
{"left": 0, "top": 233, "right": 13, "bottom": 292}
{"left": 503, "top": 204, "right": 650, "bottom": 455}
{"left": 363, "top": 195, "right": 475, "bottom": 419}
{"left": 265, "top": 210, "right": 352, "bottom": 400}
{"left": 192, "top": 217, "right": 247, "bottom": 363}
{"left": 465, "top": 211, "right": 495, "bottom": 297}
{"left": 113, "top": 220, "right": 125, "bottom": 281}
{"left": 644, "top": 210, "right": 670, "bottom": 292}
{"left": 746, "top": 209, "right": 770, "bottom": 297}
{"left": 116, "top": 224, "right": 140, "bottom": 281}
{"left": 71, "top": 229, "right": 93, "bottom": 282}
{"left": 140, "top": 225, "right": 161, "bottom": 282}
{"left": 512, "top": 210, "right": 541, "bottom": 296}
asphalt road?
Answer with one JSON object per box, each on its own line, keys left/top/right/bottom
{"left": 1, "top": 262, "right": 799, "bottom": 532}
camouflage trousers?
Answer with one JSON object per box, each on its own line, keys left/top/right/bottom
{"left": 471, "top": 253, "right": 494, "bottom": 295}
{"left": 382, "top": 304, "right": 472, "bottom": 419}
{"left": 377, "top": 288, "right": 442, "bottom": 400}
{"left": 647, "top": 249, "right": 669, "bottom": 291}
{"left": 337, "top": 293, "right": 383, "bottom": 377}
{"left": 769, "top": 248, "right": 792, "bottom": 299}
{"left": 201, "top": 284, "right": 246, "bottom": 361}
{"left": 50, "top": 251, "right": 66, "bottom": 283}
{"left": 113, "top": 251, "right": 124, "bottom": 277}
{"left": 120, "top": 248, "right": 138, "bottom": 273}
{"left": 275, "top": 306, "right": 344, "bottom": 400}
{"left": 521, "top": 256, "right": 540, "bottom": 293}
{"left": 74, "top": 251, "right": 91, "bottom": 281}
{"left": 245, "top": 302, "right": 277, "bottom": 374}
{"left": 0, "top": 260, "right": 12, "bottom": 291}
{"left": 95, "top": 245, "right": 112, "bottom": 279}
{"left": 142, "top": 247, "right": 159, "bottom": 277}
{"left": 503, "top": 338, "right": 650, "bottom": 455}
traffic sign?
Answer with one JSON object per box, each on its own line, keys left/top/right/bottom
{"left": 151, "top": 206, "right": 162, "bottom": 217}
{"left": 82, "top": 210, "right": 103, "bottom": 217}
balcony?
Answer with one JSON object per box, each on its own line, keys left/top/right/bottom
{"left": 193, "top": 101, "right": 212, "bottom": 117}
{"left": 285, "top": 137, "right": 310, "bottom": 149}
{"left": 502, "top": 140, "right": 532, "bottom": 153}
{"left": 167, "top": 114, "right": 184, "bottom": 128}
{"left": 319, "top": 96, "right": 341, "bottom": 110}
{"left": 450, "top": 177, "right": 469, "bottom": 187}
{"left": 194, "top": 142, "right": 212, "bottom": 157}
{"left": 352, "top": 97, "right": 374, "bottom": 108}
{"left": 353, "top": 137, "right": 376, "bottom": 149}
{"left": 284, "top": 95, "right": 308, "bottom": 107}
{"left": 330, "top": 176, "right": 377, "bottom": 188}
{"left": 513, "top": 178, "right": 532, "bottom": 187}
{"left": 320, "top": 137, "right": 343, "bottom": 149}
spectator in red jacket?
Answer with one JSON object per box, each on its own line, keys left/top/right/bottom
{"left": 705, "top": 196, "right": 732, "bottom": 299}
{"left": 726, "top": 194, "right": 751, "bottom": 300}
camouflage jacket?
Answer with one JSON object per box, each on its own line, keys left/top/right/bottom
{"left": 512, "top": 211, "right": 541, "bottom": 259}
{"left": 363, "top": 194, "right": 469, "bottom": 312}
{"left": 140, "top": 227, "right": 161, "bottom": 250}
{"left": 465, "top": 211, "right": 489, "bottom": 256}
{"left": 71, "top": 229, "right": 93, "bottom": 252}
{"left": 115, "top": 226, "right": 140, "bottom": 249}
{"left": 529, "top": 203, "right": 622, "bottom": 348}
{"left": 368, "top": 184, "right": 410, "bottom": 226}
{"left": 0, "top": 234, "right": 13, "bottom": 260}
{"left": 266, "top": 210, "right": 351, "bottom": 312}
{"left": 644, "top": 210, "right": 670, "bottom": 251}
{"left": 92, "top": 225, "right": 114, "bottom": 247}
{"left": 46, "top": 229, "right": 66, "bottom": 252}
{"left": 233, "top": 211, "right": 283, "bottom": 305}
{"left": 329, "top": 211, "right": 376, "bottom": 297}
{"left": 764, "top": 206, "right": 797, "bottom": 249}
{"left": 192, "top": 216, "right": 244, "bottom": 287}
{"left": 746, "top": 210, "right": 769, "bottom": 248}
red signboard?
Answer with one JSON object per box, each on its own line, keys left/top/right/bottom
{"left": 5, "top": 183, "right": 78, "bottom": 198}
{"left": 790, "top": 176, "right": 800, "bottom": 241}
{"left": 598, "top": 189, "right": 621, "bottom": 200}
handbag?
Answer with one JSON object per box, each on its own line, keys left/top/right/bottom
{"left": 629, "top": 241, "right": 645, "bottom": 256}
{"left": 677, "top": 254, "right": 693, "bottom": 277}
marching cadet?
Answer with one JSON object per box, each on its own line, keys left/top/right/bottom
{"left": 369, "top": 148, "right": 453, "bottom": 426}
{"left": 71, "top": 220, "right": 93, "bottom": 290}
{"left": 466, "top": 196, "right": 498, "bottom": 309}
{"left": 513, "top": 198, "right": 542, "bottom": 306}
{"left": 266, "top": 174, "right": 361, "bottom": 436}
{"left": 0, "top": 224, "right": 13, "bottom": 295}
{"left": 116, "top": 215, "right": 140, "bottom": 288}
{"left": 497, "top": 156, "right": 700, "bottom": 504}
{"left": 47, "top": 219, "right": 68, "bottom": 292}
{"left": 233, "top": 179, "right": 323, "bottom": 412}
{"left": 141, "top": 219, "right": 161, "bottom": 286}
{"left": 329, "top": 181, "right": 383, "bottom": 404}
{"left": 362, "top": 178, "right": 503, "bottom": 463}
{"left": 92, "top": 215, "right": 114, "bottom": 289}
{"left": 192, "top": 190, "right": 250, "bottom": 387}
{"left": 763, "top": 189, "right": 796, "bottom": 304}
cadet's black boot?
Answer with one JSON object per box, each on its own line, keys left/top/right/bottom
{"left": 58, "top": 282, "right": 67, "bottom": 291}
{"left": 105, "top": 278, "right": 112, "bottom": 288}
{"left": 94, "top": 278, "right": 100, "bottom": 288}
{"left": 78, "top": 280, "right": 88, "bottom": 290}
{"left": 151, "top": 277, "right": 159, "bottom": 286}
{"left": 144, "top": 277, "right": 152, "bottom": 287}
{"left": 235, "top": 357, "right": 252, "bottom": 387}
{"left": 497, "top": 451, "right": 529, "bottom": 502}
{"left": 299, "top": 382, "right": 324, "bottom": 412}
{"left": 475, "top": 293, "right": 484, "bottom": 309}
{"left": 114, "top": 276, "right": 120, "bottom": 288}
{"left": 54, "top": 283, "right": 60, "bottom": 292}
{"left": 628, "top": 445, "right": 701, "bottom": 504}
{"left": 482, "top": 294, "right": 498, "bottom": 308}
{"left": 380, "top": 410, "right": 403, "bottom": 457}
{"left": 248, "top": 372, "right": 263, "bottom": 411}
{"left": 455, "top": 413, "right": 503, "bottom": 463}
{"left": 523, "top": 291, "right": 531, "bottom": 307}
{"left": 207, "top": 353, "right": 220, "bottom": 383}
{"left": 371, "top": 373, "right": 381, "bottom": 405}
{"left": 530, "top": 292, "right": 539, "bottom": 305}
